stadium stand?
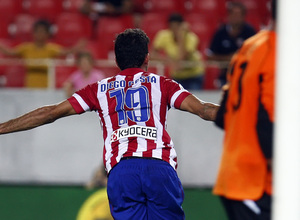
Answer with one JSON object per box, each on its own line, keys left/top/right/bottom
{"left": 95, "top": 15, "right": 135, "bottom": 59}
{"left": 0, "top": 0, "right": 273, "bottom": 89}
{"left": 184, "top": 0, "right": 227, "bottom": 19}
{"left": 0, "top": 20, "right": 10, "bottom": 40}
{"left": 0, "top": 0, "right": 24, "bottom": 22}
{"left": 132, "top": 0, "right": 148, "bottom": 13}
{"left": 0, "top": 65, "right": 26, "bottom": 87}
{"left": 143, "top": 0, "right": 185, "bottom": 14}
{"left": 55, "top": 65, "right": 77, "bottom": 88}
{"left": 53, "top": 12, "right": 93, "bottom": 47}
{"left": 9, "top": 14, "right": 36, "bottom": 43}
{"left": 203, "top": 66, "right": 221, "bottom": 90}
{"left": 63, "top": 0, "right": 84, "bottom": 12}
{"left": 23, "top": 0, "right": 64, "bottom": 22}
{"left": 185, "top": 13, "right": 220, "bottom": 54}
{"left": 139, "top": 13, "right": 168, "bottom": 42}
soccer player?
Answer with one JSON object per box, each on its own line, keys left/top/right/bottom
{"left": 213, "top": 0, "right": 276, "bottom": 219}
{"left": 0, "top": 29, "right": 219, "bottom": 219}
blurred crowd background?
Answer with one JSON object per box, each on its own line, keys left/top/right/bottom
{"left": 0, "top": 0, "right": 271, "bottom": 91}
{"left": 0, "top": 1, "right": 274, "bottom": 219}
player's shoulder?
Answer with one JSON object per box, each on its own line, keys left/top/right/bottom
{"left": 243, "top": 30, "right": 274, "bottom": 48}
{"left": 239, "top": 30, "right": 275, "bottom": 56}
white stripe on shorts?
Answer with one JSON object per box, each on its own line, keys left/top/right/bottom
{"left": 243, "top": 199, "right": 261, "bottom": 215}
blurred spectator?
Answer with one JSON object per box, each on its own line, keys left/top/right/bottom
{"left": 80, "top": 0, "right": 134, "bottom": 17}
{"left": 0, "top": 19, "right": 86, "bottom": 88}
{"left": 151, "top": 13, "right": 205, "bottom": 90}
{"left": 77, "top": 165, "right": 113, "bottom": 220}
{"left": 64, "top": 52, "right": 105, "bottom": 97}
{"left": 86, "top": 165, "right": 108, "bottom": 189}
{"left": 206, "top": 1, "right": 256, "bottom": 87}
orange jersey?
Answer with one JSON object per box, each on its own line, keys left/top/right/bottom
{"left": 214, "top": 30, "right": 276, "bottom": 200}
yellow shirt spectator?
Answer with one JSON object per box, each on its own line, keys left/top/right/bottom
{"left": 16, "top": 42, "right": 62, "bottom": 88}
{"left": 0, "top": 19, "right": 86, "bottom": 88}
{"left": 77, "top": 188, "right": 113, "bottom": 220}
{"left": 153, "top": 29, "right": 204, "bottom": 80}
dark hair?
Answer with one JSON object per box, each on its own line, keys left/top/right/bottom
{"left": 271, "top": 0, "right": 277, "bottom": 20}
{"left": 33, "top": 19, "right": 51, "bottom": 33}
{"left": 168, "top": 13, "right": 184, "bottom": 23}
{"left": 227, "top": 2, "right": 247, "bottom": 15}
{"left": 114, "top": 29, "right": 149, "bottom": 70}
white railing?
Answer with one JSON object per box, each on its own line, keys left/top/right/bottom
{"left": 0, "top": 58, "right": 228, "bottom": 89}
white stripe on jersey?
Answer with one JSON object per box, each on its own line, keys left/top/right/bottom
{"left": 108, "top": 75, "right": 129, "bottom": 164}
{"left": 71, "top": 70, "right": 189, "bottom": 173}
{"left": 170, "top": 89, "right": 186, "bottom": 109}
{"left": 73, "top": 93, "right": 90, "bottom": 111}
{"left": 169, "top": 146, "right": 177, "bottom": 168}
{"left": 97, "top": 78, "right": 113, "bottom": 171}
{"left": 151, "top": 74, "right": 163, "bottom": 159}
{"left": 132, "top": 72, "right": 147, "bottom": 157}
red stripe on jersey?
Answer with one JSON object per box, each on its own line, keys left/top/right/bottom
{"left": 161, "top": 129, "right": 172, "bottom": 162}
{"left": 106, "top": 76, "right": 121, "bottom": 168}
{"left": 174, "top": 157, "right": 178, "bottom": 169}
{"left": 174, "top": 92, "right": 191, "bottom": 109}
{"left": 68, "top": 68, "right": 191, "bottom": 173}
{"left": 68, "top": 96, "right": 84, "bottom": 113}
{"left": 142, "top": 74, "right": 155, "bottom": 158}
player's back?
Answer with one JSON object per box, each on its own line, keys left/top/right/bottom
{"left": 214, "top": 30, "right": 276, "bottom": 200}
{"left": 95, "top": 68, "right": 190, "bottom": 172}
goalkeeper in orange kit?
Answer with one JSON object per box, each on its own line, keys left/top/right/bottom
{"left": 213, "top": 0, "right": 277, "bottom": 219}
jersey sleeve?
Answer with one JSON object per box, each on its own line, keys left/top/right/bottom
{"left": 67, "top": 83, "right": 100, "bottom": 114}
{"left": 163, "top": 77, "right": 191, "bottom": 109}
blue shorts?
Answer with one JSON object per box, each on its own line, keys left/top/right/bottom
{"left": 107, "top": 157, "right": 185, "bottom": 220}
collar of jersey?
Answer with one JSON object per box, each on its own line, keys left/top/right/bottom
{"left": 119, "top": 68, "right": 145, "bottom": 76}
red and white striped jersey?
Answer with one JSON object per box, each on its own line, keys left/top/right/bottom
{"left": 68, "top": 68, "right": 191, "bottom": 173}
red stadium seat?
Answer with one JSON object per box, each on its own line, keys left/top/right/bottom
{"left": 203, "top": 66, "right": 220, "bottom": 90}
{"left": 144, "top": 0, "right": 184, "bottom": 14}
{"left": 23, "top": 0, "right": 64, "bottom": 22}
{"left": 0, "top": 0, "right": 24, "bottom": 22}
{"left": 132, "top": 0, "right": 148, "bottom": 13}
{"left": 0, "top": 20, "right": 10, "bottom": 39}
{"left": 63, "top": 0, "right": 84, "bottom": 12}
{"left": 140, "top": 13, "right": 168, "bottom": 42}
{"left": 9, "top": 14, "right": 36, "bottom": 43}
{"left": 236, "top": 0, "right": 259, "bottom": 14}
{"left": 184, "top": 0, "right": 226, "bottom": 20}
{"left": 96, "top": 15, "right": 134, "bottom": 59}
{"left": 0, "top": 39, "right": 16, "bottom": 58}
{"left": 81, "top": 40, "right": 104, "bottom": 60}
{"left": 55, "top": 65, "right": 77, "bottom": 88}
{"left": 185, "top": 14, "right": 220, "bottom": 53}
{"left": 54, "top": 13, "right": 93, "bottom": 47}
{"left": 98, "top": 66, "right": 120, "bottom": 78}
{"left": 0, "top": 65, "right": 26, "bottom": 88}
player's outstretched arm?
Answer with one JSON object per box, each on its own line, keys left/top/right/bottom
{"left": 180, "top": 94, "right": 219, "bottom": 121}
{"left": 0, "top": 100, "right": 76, "bottom": 135}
